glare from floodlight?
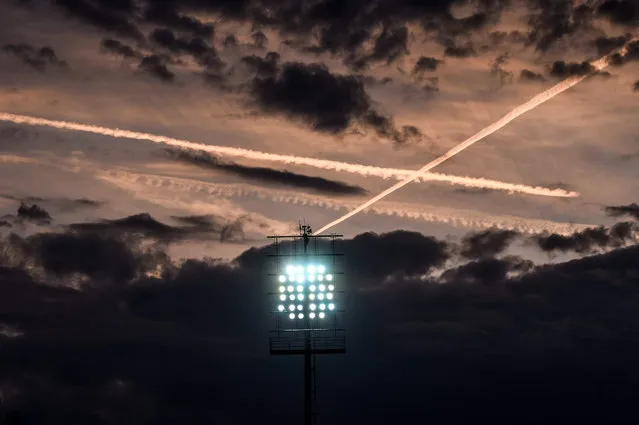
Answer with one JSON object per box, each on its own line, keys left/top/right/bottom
{"left": 279, "top": 286, "right": 286, "bottom": 293}
{"left": 319, "top": 284, "right": 326, "bottom": 291}
{"left": 326, "top": 274, "right": 333, "bottom": 281}
{"left": 297, "top": 294, "right": 304, "bottom": 301}
{"left": 296, "top": 265, "right": 304, "bottom": 274}
{"left": 309, "top": 312, "right": 316, "bottom": 319}
{"left": 289, "top": 294, "right": 295, "bottom": 301}
{"left": 279, "top": 294, "right": 286, "bottom": 301}
{"left": 278, "top": 305, "right": 285, "bottom": 312}
{"left": 297, "top": 285, "right": 304, "bottom": 292}
{"left": 296, "top": 275, "right": 304, "bottom": 283}
{"left": 320, "top": 304, "right": 326, "bottom": 310}
{"left": 278, "top": 275, "right": 287, "bottom": 283}
{"left": 327, "top": 293, "right": 333, "bottom": 300}
{"left": 319, "top": 312, "right": 326, "bottom": 319}
{"left": 308, "top": 265, "right": 316, "bottom": 274}
{"left": 328, "top": 284, "right": 335, "bottom": 291}
{"left": 318, "top": 293, "right": 325, "bottom": 300}
{"left": 309, "top": 285, "right": 316, "bottom": 292}
{"left": 318, "top": 265, "right": 326, "bottom": 273}
{"left": 289, "top": 313, "right": 295, "bottom": 320}
{"left": 310, "top": 304, "right": 317, "bottom": 311}
{"left": 298, "top": 313, "right": 304, "bottom": 319}
{"left": 317, "top": 275, "right": 324, "bottom": 281}
{"left": 287, "top": 285, "right": 294, "bottom": 292}
{"left": 289, "top": 305, "right": 295, "bottom": 311}
{"left": 328, "top": 303, "right": 335, "bottom": 310}
{"left": 297, "top": 305, "right": 303, "bottom": 311}
{"left": 308, "top": 275, "right": 315, "bottom": 282}
{"left": 286, "top": 265, "right": 295, "bottom": 274}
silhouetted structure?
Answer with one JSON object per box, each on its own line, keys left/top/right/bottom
{"left": 268, "top": 223, "right": 345, "bottom": 425}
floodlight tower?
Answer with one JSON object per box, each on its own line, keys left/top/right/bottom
{"left": 268, "top": 223, "right": 345, "bottom": 425}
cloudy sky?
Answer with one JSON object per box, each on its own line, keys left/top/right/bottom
{"left": 1, "top": 0, "right": 639, "bottom": 423}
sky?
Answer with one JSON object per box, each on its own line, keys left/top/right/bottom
{"left": 0, "top": 0, "right": 639, "bottom": 424}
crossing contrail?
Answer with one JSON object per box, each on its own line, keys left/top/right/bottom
{"left": 316, "top": 39, "right": 637, "bottom": 235}
{"left": 0, "top": 112, "right": 576, "bottom": 198}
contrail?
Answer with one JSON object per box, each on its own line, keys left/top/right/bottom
{"left": 95, "top": 167, "right": 591, "bottom": 235}
{"left": 315, "top": 40, "right": 636, "bottom": 235}
{"left": 0, "top": 112, "right": 576, "bottom": 198}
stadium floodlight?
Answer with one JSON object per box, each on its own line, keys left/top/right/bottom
{"left": 278, "top": 305, "right": 285, "bottom": 312}
{"left": 309, "top": 312, "right": 316, "bottom": 319}
{"left": 308, "top": 275, "right": 315, "bottom": 282}
{"left": 319, "top": 284, "right": 326, "bottom": 292}
{"left": 279, "top": 275, "right": 287, "bottom": 283}
{"left": 289, "top": 304, "right": 295, "bottom": 311}
{"left": 318, "top": 265, "right": 326, "bottom": 274}
{"left": 289, "top": 313, "right": 295, "bottom": 320}
{"left": 296, "top": 275, "right": 304, "bottom": 283}
{"left": 309, "top": 294, "right": 316, "bottom": 300}
{"left": 279, "top": 294, "right": 287, "bottom": 301}
{"left": 297, "top": 305, "right": 303, "bottom": 311}
{"left": 297, "top": 294, "right": 304, "bottom": 301}
{"left": 310, "top": 303, "right": 317, "bottom": 311}
{"left": 289, "top": 275, "right": 296, "bottom": 282}
{"left": 289, "top": 294, "right": 295, "bottom": 301}
{"left": 319, "top": 312, "right": 326, "bottom": 319}
{"left": 286, "top": 265, "right": 295, "bottom": 275}
{"left": 298, "top": 313, "right": 304, "bottom": 319}
{"left": 326, "top": 274, "right": 333, "bottom": 281}
{"left": 296, "top": 265, "right": 304, "bottom": 274}
{"left": 308, "top": 265, "right": 316, "bottom": 274}
{"left": 326, "top": 293, "right": 333, "bottom": 300}
{"left": 279, "top": 286, "right": 286, "bottom": 292}
{"left": 309, "top": 285, "right": 316, "bottom": 292}
{"left": 297, "top": 285, "right": 304, "bottom": 292}
{"left": 288, "top": 285, "right": 294, "bottom": 292}
{"left": 317, "top": 275, "right": 324, "bottom": 281}
{"left": 328, "top": 303, "right": 335, "bottom": 311}
{"left": 319, "top": 304, "right": 326, "bottom": 310}
{"left": 318, "top": 293, "right": 325, "bottom": 300}
{"left": 328, "top": 284, "right": 334, "bottom": 291}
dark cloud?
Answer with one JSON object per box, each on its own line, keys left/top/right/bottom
{"left": 248, "top": 59, "right": 421, "bottom": 143}
{"left": 2, "top": 43, "right": 68, "bottom": 72}
{"left": 443, "top": 42, "right": 476, "bottom": 58}
{"left": 635, "top": 80, "right": 639, "bottom": 91}
{"left": 166, "top": 148, "right": 367, "bottom": 196}
{"left": 2, "top": 195, "right": 103, "bottom": 213}
{"left": 100, "top": 38, "right": 142, "bottom": 58}
{"left": 143, "top": 3, "right": 214, "bottom": 38}
{"left": 138, "top": 54, "right": 175, "bottom": 82}
{"left": 3, "top": 221, "right": 639, "bottom": 424}
{"left": 519, "top": 68, "right": 546, "bottom": 82}
{"left": 605, "top": 203, "right": 639, "bottom": 220}
{"left": 412, "top": 56, "right": 441, "bottom": 76}
{"left": 609, "top": 40, "right": 639, "bottom": 66}
{"left": 533, "top": 222, "right": 635, "bottom": 254}
{"left": 525, "top": 0, "right": 593, "bottom": 52}
{"left": 490, "top": 53, "right": 513, "bottom": 86}
{"left": 440, "top": 256, "right": 533, "bottom": 285}
{"left": 53, "top": 0, "right": 143, "bottom": 40}
{"left": 548, "top": 60, "right": 595, "bottom": 78}
{"left": 150, "top": 28, "right": 223, "bottom": 70}
{"left": 593, "top": 33, "right": 633, "bottom": 56}
{"left": 460, "top": 229, "right": 518, "bottom": 260}
{"left": 597, "top": 0, "right": 639, "bottom": 26}
{"left": 251, "top": 30, "right": 268, "bottom": 48}
{"left": 17, "top": 202, "right": 52, "bottom": 224}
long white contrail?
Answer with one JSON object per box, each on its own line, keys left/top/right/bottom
{"left": 0, "top": 112, "right": 576, "bottom": 198}
{"left": 315, "top": 40, "right": 636, "bottom": 235}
